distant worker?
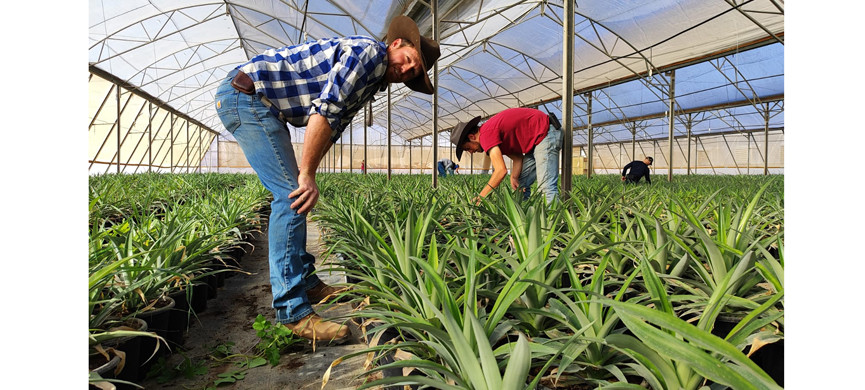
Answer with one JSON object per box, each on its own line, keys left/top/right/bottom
{"left": 214, "top": 15, "right": 440, "bottom": 344}
{"left": 450, "top": 107, "right": 563, "bottom": 204}
{"left": 437, "top": 158, "right": 456, "bottom": 177}
{"left": 360, "top": 159, "right": 366, "bottom": 174}
{"left": 622, "top": 156, "right": 653, "bottom": 184}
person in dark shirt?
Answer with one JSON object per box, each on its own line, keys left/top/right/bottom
{"left": 622, "top": 156, "right": 653, "bottom": 184}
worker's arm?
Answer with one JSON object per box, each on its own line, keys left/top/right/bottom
{"left": 477, "top": 146, "right": 507, "bottom": 200}
{"left": 508, "top": 154, "right": 524, "bottom": 190}
{"left": 622, "top": 161, "right": 633, "bottom": 177}
{"left": 644, "top": 167, "right": 651, "bottom": 184}
{"left": 290, "top": 114, "right": 333, "bottom": 214}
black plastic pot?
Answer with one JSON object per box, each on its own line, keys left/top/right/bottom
{"left": 376, "top": 351, "right": 420, "bottom": 390}
{"left": 209, "top": 257, "right": 229, "bottom": 288}
{"left": 216, "top": 270, "right": 226, "bottom": 288}
{"left": 166, "top": 289, "right": 193, "bottom": 346}
{"left": 190, "top": 282, "right": 209, "bottom": 313}
{"left": 364, "top": 323, "right": 423, "bottom": 389}
{"left": 224, "top": 249, "right": 244, "bottom": 276}
{"left": 203, "top": 274, "right": 219, "bottom": 299}
{"left": 344, "top": 273, "right": 361, "bottom": 285}
{"left": 750, "top": 339, "right": 783, "bottom": 387}
{"left": 132, "top": 297, "right": 175, "bottom": 380}
{"left": 90, "top": 353, "right": 122, "bottom": 379}
{"left": 713, "top": 313, "right": 784, "bottom": 387}
{"left": 132, "top": 296, "right": 176, "bottom": 339}
{"left": 99, "top": 318, "right": 148, "bottom": 386}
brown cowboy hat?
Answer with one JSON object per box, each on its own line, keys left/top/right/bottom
{"left": 450, "top": 116, "right": 481, "bottom": 161}
{"left": 387, "top": 15, "right": 441, "bottom": 95}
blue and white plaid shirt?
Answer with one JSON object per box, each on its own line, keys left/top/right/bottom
{"left": 237, "top": 36, "right": 387, "bottom": 142}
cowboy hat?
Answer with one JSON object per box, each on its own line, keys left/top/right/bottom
{"left": 387, "top": 15, "right": 441, "bottom": 94}
{"left": 450, "top": 116, "right": 482, "bottom": 161}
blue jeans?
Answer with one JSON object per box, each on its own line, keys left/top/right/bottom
{"left": 214, "top": 69, "right": 321, "bottom": 324}
{"left": 517, "top": 124, "right": 563, "bottom": 204}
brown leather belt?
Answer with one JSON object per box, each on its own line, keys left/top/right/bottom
{"left": 231, "top": 70, "right": 255, "bottom": 95}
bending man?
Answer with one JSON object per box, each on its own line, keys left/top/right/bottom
{"left": 214, "top": 16, "right": 440, "bottom": 343}
{"left": 621, "top": 157, "right": 653, "bottom": 184}
{"left": 450, "top": 107, "right": 562, "bottom": 204}
{"left": 437, "top": 158, "right": 456, "bottom": 177}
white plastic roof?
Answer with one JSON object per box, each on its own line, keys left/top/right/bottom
{"left": 89, "top": 0, "right": 783, "bottom": 147}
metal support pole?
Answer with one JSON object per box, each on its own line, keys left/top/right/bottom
{"left": 364, "top": 106, "right": 368, "bottom": 175}
{"left": 409, "top": 140, "right": 412, "bottom": 174}
{"left": 116, "top": 86, "right": 121, "bottom": 173}
{"left": 586, "top": 92, "right": 593, "bottom": 178}
{"left": 747, "top": 133, "right": 751, "bottom": 175}
{"left": 186, "top": 121, "right": 191, "bottom": 173}
{"left": 216, "top": 134, "right": 220, "bottom": 173}
{"left": 764, "top": 103, "right": 770, "bottom": 175}
{"left": 431, "top": 0, "right": 439, "bottom": 188}
{"left": 387, "top": 85, "right": 392, "bottom": 180}
{"left": 148, "top": 102, "right": 153, "bottom": 173}
{"left": 652, "top": 140, "right": 656, "bottom": 175}
{"left": 561, "top": 0, "right": 574, "bottom": 193}
{"left": 686, "top": 114, "right": 692, "bottom": 175}
{"left": 170, "top": 113, "right": 174, "bottom": 173}
{"left": 666, "top": 70, "right": 676, "bottom": 182}
{"left": 631, "top": 125, "right": 636, "bottom": 162}
{"left": 350, "top": 122, "right": 354, "bottom": 173}
{"left": 198, "top": 123, "right": 204, "bottom": 173}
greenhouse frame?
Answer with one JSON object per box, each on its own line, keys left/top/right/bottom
{"left": 89, "top": 0, "right": 783, "bottom": 183}
{"left": 85, "top": 1, "right": 793, "bottom": 389}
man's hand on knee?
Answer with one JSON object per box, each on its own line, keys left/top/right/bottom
{"left": 289, "top": 173, "right": 320, "bottom": 214}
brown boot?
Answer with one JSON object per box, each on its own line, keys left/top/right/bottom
{"left": 283, "top": 313, "right": 350, "bottom": 344}
{"left": 306, "top": 282, "right": 351, "bottom": 304}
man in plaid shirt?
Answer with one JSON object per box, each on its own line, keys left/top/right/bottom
{"left": 215, "top": 15, "right": 440, "bottom": 344}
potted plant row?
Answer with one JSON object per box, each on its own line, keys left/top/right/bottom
{"left": 88, "top": 173, "right": 270, "bottom": 388}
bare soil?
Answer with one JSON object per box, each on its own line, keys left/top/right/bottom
{"left": 134, "top": 219, "right": 373, "bottom": 390}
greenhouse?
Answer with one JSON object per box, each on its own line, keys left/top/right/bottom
{"left": 84, "top": 1, "right": 793, "bottom": 389}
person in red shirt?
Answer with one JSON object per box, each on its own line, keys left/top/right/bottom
{"left": 450, "top": 107, "right": 563, "bottom": 204}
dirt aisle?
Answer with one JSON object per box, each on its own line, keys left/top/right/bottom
{"left": 136, "top": 218, "right": 372, "bottom": 389}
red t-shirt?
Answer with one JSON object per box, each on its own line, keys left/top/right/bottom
{"left": 478, "top": 108, "right": 549, "bottom": 156}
